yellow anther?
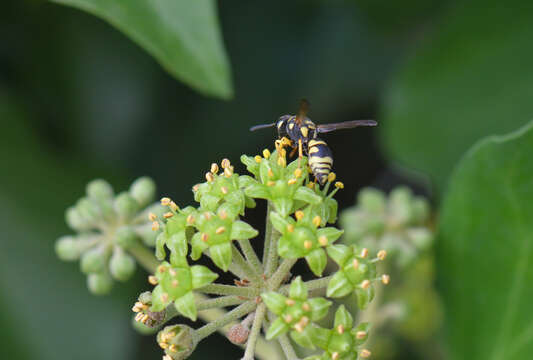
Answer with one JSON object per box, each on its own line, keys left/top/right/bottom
{"left": 210, "top": 163, "right": 219, "bottom": 174}
{"left": 224, "top": 167, "right": 233, "bottom": 178}
{"left": 159, "top": 341, "right": 169, "bottom": 349}
{"left": 267, "top": 180, "right": 276, "bottom": 187}
{"left": 169, "top": 201, "right": 179, "bottom": 211}
{"left": 205, "top": 172, "right": 215, "bottom": 182}
{"left": 356, "top": 331, "right": 367, "bottom": 339}
{"left": 285, "top": 299, "right": 295, "bottom": 306}
{"left": 334, "top": 181, "right": 344, "bottom": 189}
{"left": 163, "top": 355, "right": 173, "bottom": 360}
{"left": 295, "top": 210, "right": 304, "bottom": 221}
{"left": 169, "top": 344, "right": 178, "bottom": 353}
{"left": 204, "top": 212, "right": 212, "bottom": 220}
{"left": 152, "top": 221, "right": 160, "bottom": 231}
{"left": 287, "top": 178, "right": 297, "bottom": 185}
{"left": 268, "top": 169, "right": 274, "bottom": 178}
{"left": 254, "top": 155, "right": 262, "bottom": 163}
{"left": 360, "top": 349, "right": 371, "bottom": 358}
{"left": 219, "top": 210, "right": 228, "bottom": 220}
{"left": 186, "top": 214, "right": 195, "bottom": 225}
{"left": 148, "top": 212, "right": 157, "bottom": 221}
{"left": 160, "top": 197, "right": 171, "bottom": 206}
{"left": 307, "top": 182, "right": 315, "bottom": 189}
{"left": 277, "top": 157, "right": 286, "bottom": 167}
{"left": 302, "top": 302, "right": 311, "bottom": 311}
{"left": 160, "top": 293, "right": 169, "bottom": 302}
{"left": 304, "top": 240, "right": 313, "bottom": 250}
{"left": 312, "top": 215, "right": 321, "bottom": 227}
{"left": 332, "top": 352, "right": 340, "bottom": 360}
{"left": 287, "top": 224, "right": 294, "bottom": 233}
{"left": 201, "top": 233, "right": 209, "bottom": 242}
{"left": 294, "top": 168, "right": 303, "bottom": 178}
{"left": 216, "top": 226, "right": 226, "bottom": 234}
{"left": 327, "top": 172, "right": 336, "bottom": 182}
{"left": 294, "top": 317, "right": 309, "bottom": 333}
{"left": 171, "top": 279, "right": 179, "bottom": 287}
{"left": 382, "top": 274, "right": 390, "bottom": 285}
{"left": 361, "top": 248, "right": 369, "bottom": 258}
{"left": 163, "top": 212, "right": 173, "bottom": 219}
{"left": 361, "top": 280, "right": 371, "bottom": 289}
{"left": 135, "top": 313, "right": 144, "bottom": 322}
{"left": 158, "top": 265, "right": 167, "bottom": 273}
{"left": 148, "top": 275, "right": 158, "bottom": 285}
{"left": 193, "top": 184, "right": 200, "bottom": 192}
{"left": 337, "top": 324, "right": 345, "bottom": 334}
{"left": 263, "top": 149, "right": 271, "bottom": 159}
{"left": 283, "top": 314, "right": 293, "bottom": 323}
{"left": 377, "top": 249, "right": 387, "bottom": 260}
{"left": 318, "top": 235, "right": 328, "bottom": 247}
{"left": 221, "top": 158, "right": 231, "bottom": 169}
{"left": 352, "top": 258, "right": 359, "bottom": 269}
{"left": 221, "top": 186, "right": 229, "bottom": 194}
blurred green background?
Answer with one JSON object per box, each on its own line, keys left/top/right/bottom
{"left": 2, "top": 0, "right": 533, "bottom": 359}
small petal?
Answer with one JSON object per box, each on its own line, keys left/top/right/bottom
{"left": 231, "top": 220, "right": 259, "bottom": 240}
{"left": 266, "top": 317, "right": 290, "bottom": 340}
{"left": 261, "top": 292, "right": 287, "bottom": 315}
{"left": 289, "top": 276, "right": 308, "bottom": 301}
{"left": 305, "top": 249, "right": 327, "bottom": 276}
{"left": 190, "top": 265, "right": 218, "bottom": 289}
{"left": 333, "top": 305, "right": 353, "bottom": 329}
{"left": 209, "top": 243, "right": 232, "bottom": 272}
{"left": 326, "top": 271, "right": 353, "bottom": 298}
{"left": 174, "top": 292, "right": 197, "bottom": 321}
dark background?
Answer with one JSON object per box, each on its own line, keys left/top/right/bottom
{"left": 1, "top": 1, "right": 520, "bottom": 359}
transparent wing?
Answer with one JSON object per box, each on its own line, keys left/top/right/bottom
{"left": 316, "top": 120, "right": 377, "bottom": 133}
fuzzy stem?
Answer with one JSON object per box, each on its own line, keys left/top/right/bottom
{"left": 264, "top": 203, "right": 282, "bottom": 277}
{"left": 232, "top": 244, "right": 260, "bottom": 280}
{"left": 278, "top": 334, "right": 299, "bottom": 360}
{"left": 303, "top": 275, "right": 333, "bottom": 291}
{"left": 196, "top": 295, "right": 246, "bottom": 311}
{"left": 128, "top": 244, "right": 160, "bottom": 273}
{"left": 239, "top": 239, "right": 264, "bottom": 275}
{"left": 195, "top": 301, "right": 257, "bottom": 342}
{"left": 243, "top": 303, "right": 267, "bottom": 360}
{"left": 198, "top": 283, "right": 259, "bottom": 298}
{"left": 268, "top": 258, "right": 297, "bottom": 290}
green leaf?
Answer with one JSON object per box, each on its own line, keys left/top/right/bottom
{"left": 289, "top": 276, "right": 307, "bottom": 301}
{"left": 291, "top": 327, "right": 316, "bottom": 349}
{"left": 155, "top": 232, "right": 167, "bottom": 260}
{"left": 168, "top": 232, "right": 188, "bottom": 257}
{"left": 305, "top": 249, "right": 327, "bottom": 276}
{"left": 439, "top": 121, "right": 533, "bottom": 360}
{"left": 294, "top": 187, "right": 323, "bottom": 205}
{"left": 209, "top": 242, "right": 232, "bottom": 272}
{"left": 266, "top": 317, "right": 290, "bottom": 340}
{"left": 190, "top": 232, "right": 208, "bottom": 260}
{"left": 261, "top": 292, "right": 287, "bottom": 315}
{"left": 269, "top": 211, "right": 290, "bottom": 233}
{"left": 273, "top": 198, "right": 293, "bottom": 218}
{"left": 355, "top": 286, "right": 374, "bottom": 310}
{"left": 230, "top": 220, "right": 259, "bottom": 240}
{"left": 51, "top": 0, "right": 233, "bottom": 99}
{"left": 308, "top": 298, "right": 332, "bottom": 321}
{"left": 190, "top": 265, "right": 218, "bottom": 289}
{"left": 317, "top": 228, "right": 344, "bottom": 244}
{"left": 245, "top": 183, "right": 270, "bottom": 199}
{"left": 380, "top": 0, "right": 533, "bottom": 193}
{"left": 333, "top": 305, "right": 353, "bottom": 329}
{"left": 326, "top": 271, "right": 352, "bottom": 298}
{"left": 326, "top": 245, "right": 351, "bottom": 266}
{"left": 174, "top": 292, "right": 197, "bottom": 321}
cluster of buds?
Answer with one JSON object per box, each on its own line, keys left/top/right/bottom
{"left": 55, "top": 177, "right": 164, "bottom": 294}
{"left": 340, "top": 187, "right": 433, "bottom": 267}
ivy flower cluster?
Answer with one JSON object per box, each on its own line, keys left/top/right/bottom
{"left": 127, "top": 145, "right": 390, "bottom": 360}
{"left": 55, "top": 177, "right": 164, "bottom": 294}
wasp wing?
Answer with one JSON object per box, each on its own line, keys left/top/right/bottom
{"left": 316, "top": 120, "right": 377, "bottom": 133}
{"left": 250, "top": 123, "right": 276, "bottom": 131}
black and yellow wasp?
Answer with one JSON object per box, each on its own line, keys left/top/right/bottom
{"left": 250, "top": 100, "right": 377, "bottom": 185}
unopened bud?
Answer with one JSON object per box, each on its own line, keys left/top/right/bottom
{"left": 227, "top": 324, "right": 250, "bottom": 345}
{"left": 129, "top": 177, "right": 156, "bottom": 207}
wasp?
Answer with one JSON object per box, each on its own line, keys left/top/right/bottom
{"left": 250, "top": 100, "right": 377, "bottom": 185}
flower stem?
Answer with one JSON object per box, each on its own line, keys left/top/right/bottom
{"left": 264, "top": 202, "right": 281, "bottom": 277}
{"left": 278, "top": 334, "right": 300, "bottom": 360}
{"left": 268, "top": 258, "right": 297, "bottom": 290}
{"left": 195, "top": 301, "right": 257, "bottom": 342}
{"left": 232, "top": 244, "right": 261, "bottom": 281}
{"left": 198, "top": 283, "right": 259, "bottom": 298}
{"left": 243, "top": 303, "right": 267, "bottom": 360}
{"left": 239, "top": 238, "right": 264, "bottom": 275}
{"left": 128, "top": 243, "right": 160, "bottom": 273}
{"left": 196, "top": 295, "right": 246, "bottom": 311}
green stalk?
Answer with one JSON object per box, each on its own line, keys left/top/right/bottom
{"left": 243, "top": 303, "right": 267, "bottom": 360}
{"left": 239, "top": 239, "right": 264, "bottom": 275}
{"left": 278, "top": 334, "right": 299, "bottom": 360}
{"left": 268, "top": 258, "right": 297, "bottom": 290}
{"left": 128, "top": 243, "right": 160, "bottom": 273}
{"left": 264, "top": 203, "right": 282, "bottom": 277}
{"left": 195, "top": 301, "right": 257, "bottom": 342}
{"left": 199, "top": 283, "right": 259, "bottom": 298}
{"left": 196, "top": 295, "right": 246, "bottom": 311}
{"left": 232, "top": 244, "right": 261, "bottom": 280}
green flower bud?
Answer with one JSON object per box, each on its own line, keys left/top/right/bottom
{"left": 358, "top": 188, "right": 386, "bottom": 214}
{"left": 389, "top": 186, "right": 413, "bottom": 225}
{"left": 407, "top": 228, "right": 433, "bottom": 250}
{"left": 65, "top": 206, "right": 92, "bottom": 231}
{"left": 55, "top": 235, "right": 82, "bottom": 261}
{"left": 87, "top": 272, "right": 113, "bottom": 295}
{"left": 137, "top": 223, "right": 160, "bottom": 247}
{"left": 114, "top": 226, "right": 140, "bottom": 249}
{"left": 87, "top": 179, "right": 114, "bottom": 200}
{"left": 80, "top": 246, "right": 107, "bottom": 274}
{"left": 109, "top": 249, "right": 136, "bottom": 281}
{"left": 130, "top": 176, "right": 156, "bottom": 207}
{"left": 157, "top": 324, "right": 196, "bottom": 360}
{"left": 114, "top": 192, "right": 139, "bottom": 219}
{"left": 76, "top": 197, "right": 101, "bottom": 224}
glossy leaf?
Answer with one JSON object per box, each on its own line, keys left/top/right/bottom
{"left": 439, "top": 121, "right": 533, "bottom": 359}
{"left": 51, "top": 0, "right": 233, "bottom": 99}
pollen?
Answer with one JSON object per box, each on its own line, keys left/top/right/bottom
{"left": 287, "top": 178, "right": 297, "bottom": 185}
{"left": 263, "top": 149, "right": 271, "bottom": 159}
{"left": 294, "top": 168, "right": 303, "bottom": 178}
{"left": 283, "top": 314, "right": 293, "bottom": 323}
{"left": 287, "top": 224, "right": 294, "bottom": 233}
{"left": 159, "top": 341, "right": 169, "bottom": 349}
{"left": 295, "top": 210, "right": 304, "bottom": 221}
{"left": 221, "top": 186, "right": 229, "bottom": 194}
{"left": 158, "top": 265, "right": 167, "bottom": 273}
{"left": 169, "top": 344, "right": 178, "bottom": 353}
{"left": 327, "top": 172, "right": 336, "bottom": 182}
{"left": 318, "top": 236, "right": 328, "bottom": 247}
{"left": 221, "top": 158, "right": 231, "bottom": 169}
{"left": 201, "top": 233, "right": 209, "bottom": 242}
{"left": 304, "top": 240, "right": 313, "bottom": 250}
{"left": 205, "top": 172, "right": 215, "bottom": 182}
{"left": 307, "top": 182, "right": 315, "bottom": 189}
{"left": 268, "top": 169, "right": 274, "bottom": 178}
{"left": 152, "top": 221, "right": 160, "bottom": 231}
{"left": 337, "top": 324, "right": 345, "bottom": 334}
{"left": 285, "top": 299, "right": 295, "bottom": 306}
{"left": 204, "top": 212, "right": 212, "bottom": 220}
{"left": 148, "top": 275, "right": 158, "bottom": 285}
{"left": 216, "top": 226, "right": 226, "bottom": 234}
{"left": 277, "top": 157, "right": 286, "bottom": 167}
{"left": 148, "top": 212, "right": 157, "bottom": 221}
{"left": 186, "top": 215, "right": 195, "bottom": 225}
{"left": 352, "top": 258, "right": 359, "bottom": 269}
{"left": 219, "top": 210, "right": 228, "bottom": 220}
{"left": 356, "top": 331, "right": 367, "bottom": 339}
{"left": 302, "top": 302, "right": 311, "bottom": 311}
{"left": 361, "top": 248, "right": 369, "bottom": 258}
{"left": 334, "top": 181, "right": 344, "bottom": 189}
{"left": 312, "top": 215, "right": 321, "bottom": 227}
{"left": 377, "top": 249, "right": 387, "bottom": 260}
{"left": 163, "top": 212, "right": 173, "bottom": 219}
{"left": 210, "top": 163, "right": 219, "bottom": 174}
{"left": 254, "top": 155, "right": 262, "bottom": 163}
{"left": 224, "top": 167, "right": 233, "bottom": 177}
{"left": 381, "top": 274, "right": 390, "bottom": 285}
{"left": 160, "top": 197, "right": 171, "bottom": 206}
{"left": 135, "top": 312, "right": 144, "bottom": 322}
{"left": 169, "top": 201, "right": 179, "bottom": 211}
{"left": 361, "top": 280, "right": 371, "bottom": 289}
{"left": 360, "top": 349, "right": 371, "bottom": 358}
{"left": 267, "top": 180, "right": 276, "bottom": 187}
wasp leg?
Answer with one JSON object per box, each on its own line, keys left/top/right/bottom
{"left": 289, "top": 147, "right": 298, "bottom": 158}
{"left": 298, "top": 138, "right": 304, "bottom": 167}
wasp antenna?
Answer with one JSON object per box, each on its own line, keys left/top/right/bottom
{"left": 250, "top": 123, "right": 275, "bottom": 132}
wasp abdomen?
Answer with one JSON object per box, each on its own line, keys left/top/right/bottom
{"left": 308, "top": 138, "right": 333, "bottom": 185}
